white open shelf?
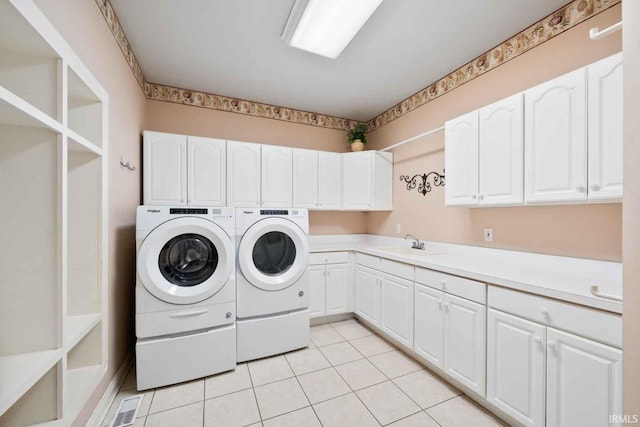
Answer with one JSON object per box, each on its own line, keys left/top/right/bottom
{"left": 0, "top": 1, "right": 109, "bottom": 425}
{"left": 0, "top": 1, "right": 60, "bottom": 121}
{"left": 68, "top": 67, "right": 102, "bottom": 148}
{"left": 0, "top": 350, "right": 62, "bottom": 418}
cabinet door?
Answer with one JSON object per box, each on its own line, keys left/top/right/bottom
{"left": 546, "top": 328, "right": 622, "bottom": 427}
{"left": 342, "top": 152, "right": 373, "bottom": 210}
{"left": 355, "top": 265, "right": 380, "bottom": 326}
{"left": 379, "top": 274, "right": 414, "bottom": 348}
{"left": 443, "top": 294, "right": 486, "bottom": 396}
{"left": 326, "top": 263, "right": 349, "bottom": 315}
{"left": 261, "top": 145, "right": 292, "bottom": 207}
{"left": 187, "top": 136, "right": 226, "bottom": 206}
{"left": 479, "top": 94, "right": 524, "bottom": 206}
{"left": 143, "top": 131, "right": 187, "bottom": 205}
{"left": 414, "top": 284, "right": 445, "bottom": 369}
{"left": 487, "top": 309, "right": 545, "bottom": 427}
{"left": 318, "top": 152, "right": 342, "bottom": 210}
{"left": 588, "top": 53, "right": 623, "bottom": 201}
{"left": 308, "top": 265, "right": 326, "bottom": 318}
{"left": 524, "top": 68, "right": 587, "bottom": 204}
{"left": 445, "top": 111, "right": 479, "bottom": 206}
{"left": 293, "top": 149, "right": 318, "bottom": 208}
{"left": 226, "top": 141, "right": 261, "bottom": 207}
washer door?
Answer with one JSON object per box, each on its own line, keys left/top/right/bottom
{"left": 138, "top": 217, "right": 234, "bottom": 304}
{"left": 238, "top": 218, "right": 309, "bottom": 291}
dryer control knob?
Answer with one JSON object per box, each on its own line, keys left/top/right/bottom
{"left": 225, "top": 312, "right": 232, "bottom": 318}
{"left": 298, "top": 291, "right": 304, "bottom": 297}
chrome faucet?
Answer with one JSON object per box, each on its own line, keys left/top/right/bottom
{"left": 405, "top": 234, "right": 425, "bottom": 250}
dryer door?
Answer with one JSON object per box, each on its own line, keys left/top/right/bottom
{"left": 138, "top": 217, "right": 234, "bottom": 304}
{"left": 238, "top": 218, "right": 309, "bottom": 291}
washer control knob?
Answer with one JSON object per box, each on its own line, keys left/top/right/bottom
{"left": 225, "top": 312, "right": 232, "bottom": 319}
{"left": 298, "top": 291, "right": 305, "bottom": 297}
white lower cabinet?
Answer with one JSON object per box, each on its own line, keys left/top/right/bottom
{"left": 309, "top": 258, "right": 349, "bottom": 319}
{"left": 487, "top": 308, "right": 622, "bottom": 427}
{"left": 326, "top": 264, "right": 349, "bottom": 314}
{"left": 546, "top": 328, "right": 622, "bottom": 427}
{"left": 308, "top": 265, "right": 326, "bottom": 318}
{"left": 443, "top": 293, "right": 486, "bottom": 396}
{"left": 355, "top": 265, "right": 380, "bottom": 326}
{"left": 414, "top": 284, "right": 445, "bottom": 367}
{"left": 413, "top": 283, "right": 486, "bottom": 396}
{"left": 487, "top": 309, "right": 546, "bottom": 427}
{"left": 380, "top": 273, "right": 414, "bottom": 348}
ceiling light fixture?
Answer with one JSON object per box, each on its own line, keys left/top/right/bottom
{"left": 282, "top": 0, "right": 384, "bottom": 59}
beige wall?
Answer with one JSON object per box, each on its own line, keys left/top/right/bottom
{"left": 145, "top": 99, "right": 368, "bottom": 234}
{"left": 366, "top": 5, "right": 622, "bottom": 261}
{"left": 623, "top": 0, "right": 640, "bottom": 419}
{"left": 34, "top": 0, "right": 146, "bottom": 425}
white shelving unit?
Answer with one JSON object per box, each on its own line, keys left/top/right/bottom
{"left": 0, "top": 1, "right": 108, "bottom": 425}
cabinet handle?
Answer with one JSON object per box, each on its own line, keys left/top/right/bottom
{"left": 540, "top": 307, "right": 549, "bottom": 317}
{"left": 169, "top": 309, "right": 209, "bottom": 318}
{"left": 472, "top": 194, "right": 478, "bottom": 199}
{"left": 547, "top": 341, "right": 556, "bottom": 352}
{"left": 533, "top": 336, "right": 543, "bottom": 345}
{"left": 590, "top": 184, "right": 601, "bottom": 191}
{"left": 576, "top": 185, "right": 586, "bottom": 193}
{"left": 441, "top": 280, "right": 447, "bottom": 288}
{"left": 437, "top": 300, "right": 443, "bottom": 309}
{"left": 442, "top": 302, "right": 450, "bottom": 311}
{"left": 479, "top": 194, "right": 485, "bottom": 200}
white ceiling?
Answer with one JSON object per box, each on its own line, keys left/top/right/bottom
{"left": 111, "top": 0, "right": 569, "bottom": 121}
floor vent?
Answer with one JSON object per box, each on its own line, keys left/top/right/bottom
{"left": 110, "top": 395, "right": 144, "bottom": 427}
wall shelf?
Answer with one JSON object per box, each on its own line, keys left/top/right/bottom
{"left": 0, "top": 1, "right": 109, "bottom": 425}
{"left": 0, "top": 350, "right": 63, "bottom": 416}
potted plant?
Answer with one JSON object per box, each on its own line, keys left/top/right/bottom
{"left": 348, "top": 123, "right": 367, "bottom": 152}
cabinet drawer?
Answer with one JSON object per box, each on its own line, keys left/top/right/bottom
{"left": 488, "top": 286, "right": 621, "bottom": 348}
{"left": 136, "top": 301, "right": 235, "bottom": 339}
{"left": 356, "top": 253, "right": 380, "bottom": 269}
{"left": 309, "top": 251, "right": 350, "bottom": 265}
{"left": 380, "top": 258, "right": 414, "bottom": 281}
{"left": 415, "top": 267, "right": 485, "bottom": 304}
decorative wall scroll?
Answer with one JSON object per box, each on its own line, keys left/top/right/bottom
{"left": 399, "top": 170, "right": 445, "bottom": 196}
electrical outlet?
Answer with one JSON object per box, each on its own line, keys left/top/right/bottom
{"left": 396, "top": 224, "right": 402, "bottom": 234}
{"left": 484, "top": 228, "right": 494, "bottom": 242}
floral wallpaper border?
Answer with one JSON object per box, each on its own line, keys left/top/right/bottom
{"left": 95, "top": 0, "right": 619, "bottom": 133}
{"left": 366, "top": 0, "right": 621, "bottom": 132}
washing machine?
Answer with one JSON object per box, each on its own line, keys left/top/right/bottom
{"left": 235, "top": 208, "right": 310, "bottom": 362}
{"left": 135, "top": 206, "right": 236, "bottom": 390}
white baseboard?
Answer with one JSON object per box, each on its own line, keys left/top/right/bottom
{"left": 86, "top": 351, "right": 134, "bottom": 427}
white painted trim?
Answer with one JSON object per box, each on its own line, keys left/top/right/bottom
{"left": 86, "top": 352, "right": 133, "bottom": 427}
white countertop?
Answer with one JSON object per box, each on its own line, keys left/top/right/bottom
{"left": 309, "top": 234, "right": 623, "bottom": 314}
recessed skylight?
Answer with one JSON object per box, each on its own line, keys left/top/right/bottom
{"left": 282, "top": 0, "right": 384, "bottom": 59}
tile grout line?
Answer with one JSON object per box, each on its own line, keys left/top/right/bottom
{"left": 281, "top": 351, "right": 324, "bottom": 427}
{"left": 246, "top": 362, "right": 265, "bottom": 424}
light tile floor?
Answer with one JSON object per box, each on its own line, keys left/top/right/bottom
{"left": 101, "top": 319, "right": 507, "bottom": 427}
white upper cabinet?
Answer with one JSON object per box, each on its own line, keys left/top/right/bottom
{"left": 143, "top": 131, "right": 187, "bottom": 206}
{"left": 479, "top": 94, "right": 524, "bottom": 206}
{"left": 443, "top": 293, "right": 486, "bottom": 396}
{"left": 342, "top": 151, "right": 393, "bottom": 211}
{"left": 261, "top": 145, "right": 292, "bottom": 207}
{"left": 546, "top": 328, "right": 622, "bottom": 427}
{"left": 524, "top": 68, "right": 587, "bottom": 204}
{"left": 379, "top": 273, "right": 414, "bottom": 348}
{"left": 318, "top": 152, "right": 342, "bottom": 210}
{"left": 588, "top": 53, "right": 623, "bottom": 202}
{"left": 187, "top": 136, "right": 226, "bottom": 207}
{"left": 445, "top": 111, "right": 479, "bottom": 206}
{"left": 414, "top": 284, "right": 445, "bottom": 368}
{"left": 227, "top": 141, "right": 261, "bottom": 207}
{"left": 487, "top": 309, "right": 546, "bottom": 427}
{"left": 292, "top": 149, "right": 319, "bottom": 209}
